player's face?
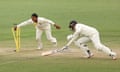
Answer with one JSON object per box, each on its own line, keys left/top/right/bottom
{"left": 31, "top": 16, "right": 38, "bottom": 23}
{"left": 72, "top": 25, "right": 76, "bottom": 31}
{"left": 69, "top": 24, "right": 76, "bottom": 31}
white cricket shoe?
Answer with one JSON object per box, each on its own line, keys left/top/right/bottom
{"left": 84, "top": 53, "right": 94, "bottom": 58}
{"left": 110, "top": 52, "right": 117, "bottom": 60}
{"left": 89, "top": 53, "right": 94, "bottom": 58}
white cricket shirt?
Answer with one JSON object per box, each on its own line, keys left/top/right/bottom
{"left": 66, "top": 23, "right": 98, "bottom": 46}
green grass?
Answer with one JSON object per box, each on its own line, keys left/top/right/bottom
{"left": 0, "top": 55, "right": 120, "bottom": 72}
{"left": 0, "top": 0, "right": 120, "bottom": 72}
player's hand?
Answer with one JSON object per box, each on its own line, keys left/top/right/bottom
{"left": 54, "top": 24, "right": 61, "bottom": 29}
{"left": 14, "top": 26, "right": 17, "bottom": 31}
{"left": 62, "top": 46, "right": 69, "bottom": 50}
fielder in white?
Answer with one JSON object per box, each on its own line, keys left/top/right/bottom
{"left": 42, "top": 20, "right": 117, "bottom": 60}
{"left": 14, "top": 13, "right": 61, "bottom": 49}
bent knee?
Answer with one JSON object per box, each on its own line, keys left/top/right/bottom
{"left": 75, "top": 41, "right": 87, "bottom": 48}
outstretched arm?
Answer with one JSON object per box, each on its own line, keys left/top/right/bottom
{"left": 42, "top": 18, "right": 61, "bottom": 29}
{"left": 66, "top": 31, "right": 79, "bottom": 46}
{"left": 14, "top": 19, "right": 33, "bottom": 31}
{"left": 41, "top": 32, "right": 79, "bottom": 56}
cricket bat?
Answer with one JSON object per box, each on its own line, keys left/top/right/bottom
{"left": 41, "top": 50, "right": 56, "bottom": 56}
{"left": 41, "top": 46, "right": 68, "bottom": 56}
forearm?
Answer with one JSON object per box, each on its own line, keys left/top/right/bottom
{"left": 44, "top": 18, "right": 55, "bottom": 25}
{"left": 17, "top": 19, "right": 33, "bottom": 28}
{"left": 17, "top": 23, "right": 26, "bottom": 28}
{"left": 66, "top": 34, "right": 78, "bottom": 46}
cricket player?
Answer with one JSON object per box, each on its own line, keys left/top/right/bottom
{"left": 14, "top": 13, "right": 61, "bottom": 49}
{"left": 63, "top": 20, "right": 117, "bottom": 59}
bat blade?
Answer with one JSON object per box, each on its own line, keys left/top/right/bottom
{"left": 41, "top": 50, "right": 54, "bottom": 56}
{"left": 41, "top": 46, "right": 69, "bottom": 56}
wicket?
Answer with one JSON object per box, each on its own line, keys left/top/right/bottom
{"left": 12, "top": 28, "right": 21, "bottom": 52}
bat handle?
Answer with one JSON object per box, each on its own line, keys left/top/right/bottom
{"left": 54, "top": 46, "right": 69, "bottom": 53}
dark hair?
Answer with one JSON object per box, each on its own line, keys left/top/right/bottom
{"left": 31, "top": 13, "right": 38, "bottom": 18}
{"left": 69, "top": 20, "right": 77, "bottom": 25}
{"left": 69, "top": 20, "right": 77, "bottom": 28}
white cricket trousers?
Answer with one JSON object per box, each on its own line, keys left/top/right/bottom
{"left": 36, "top": 28, "right": 57, "bottom": 48}
{"left": 75, "top": 32, "right": 115, "bottom": 55}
